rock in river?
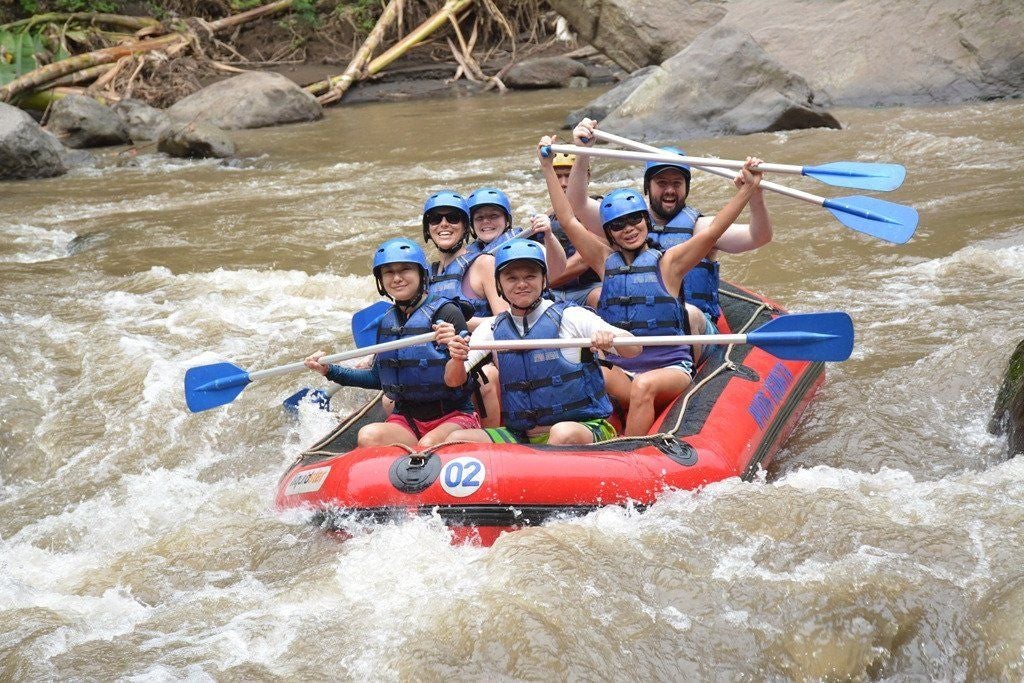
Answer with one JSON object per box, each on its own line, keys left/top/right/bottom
{"left": 0, "top": 102, "right": 67, "bottom": 180}
{"left": 989, "top": 339, "right": 1024, "bottom": 458}
{"left": 167, "top": 71, "right": 322, "bottom": 130}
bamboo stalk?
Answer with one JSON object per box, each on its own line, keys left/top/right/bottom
{"left": 316, "top": 0, "right": 404, "bottom": 106}
{"left": 305, "top": 0, "right": 473, "bottom": 96}
{"left": 0, "top": 13, "right": 162, "bottom": 32}
{"left": 0, "top": 34, "right": 181, "bottom": 102}
{"left": 207, "top": 0, "right": 296, "bottom": 32}
{"left": 45, "top": 63, "right": 114, "bottom": 88}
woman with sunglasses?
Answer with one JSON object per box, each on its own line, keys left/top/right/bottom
{"left": 538, "top": 135, "right": 763, "bottom": 437}
{"left": 421, "top": 190, "right": 507, "bottom": 331}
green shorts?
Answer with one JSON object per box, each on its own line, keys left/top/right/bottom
{"left": 484, "top": 418, "right": 616, "bottom": 444}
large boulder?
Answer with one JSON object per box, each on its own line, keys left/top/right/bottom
{"left": 167, "top": 71, "right": 322, "bottom": 130}
{"left": 0, "top": 102, "right": 67, "bottom": 180}
{"left": 725, "top": 0, "right": 1024, "bottom": 106}
{"left": 46, "top": 94, "right": 128, "bottom": 148}
{"left": 547, "top": 0, "right": 726, "bottom": 72}
{"left": 989, "top": 339, "right": 1024, "bottom": 458}
{"left": 158, "top": 122, "right": 235, "bottom": 159}
{"left": 563, "top": 65, "right": 657, "bottom": 128}
{"left": 601, "top": 25, "right": 841, "bottom": 140}
{"left": 504, "top": 56, "right": 588, "bottom": 89}
{"left": 113, "top": 98, "right": 171, "bottom": 143}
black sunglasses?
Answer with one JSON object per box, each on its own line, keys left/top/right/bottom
{"left": 606, "top": 212, "right": 646, "bottom": 233}
{"left": 426, "top": 211, "right": 464, "bottom": 226}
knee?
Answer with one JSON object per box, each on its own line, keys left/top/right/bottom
{"left": 686, "top": 305, "right": 706, "bottom": 334}
{"left": 357, "top": 423, "right": 386, "bottom": 447}
{"left": 547, "top": 422, "right": 584, "bottom": 445}
{"left": 630, "top": 376, "right": 657, "bottom": 404}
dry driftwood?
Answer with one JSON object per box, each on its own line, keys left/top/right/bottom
{"left": 305, "top": 0, "right": 474, "bottom": 97}
{"left": 0, "top": 12, "right": 161, "bottom": 32}
{"left": 317, "top": 0, "right": 404, "bottom": 106}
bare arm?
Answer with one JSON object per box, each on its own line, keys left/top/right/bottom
{"left": 532, "top": 213, "right": 568, "bottom": 282}
{"left": 549, "top": 252, "right": 590, "bottom": 288}
{"left": 662, "top": 158, "right": 762, "bottom": 295}
{"left": 540, "top": 135, "right": 612, "bottom": 277}
{"left": 566, "top": 118, "right": 606, "bottom": 237}
{"left": 701, "top": 182, "right": 772, "bottom": 253}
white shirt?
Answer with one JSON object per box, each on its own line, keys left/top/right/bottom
{"left": 463, "top": 299, "right": 629, "bottom": 369}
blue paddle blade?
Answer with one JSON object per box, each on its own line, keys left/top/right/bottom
{"left": 350, "top": 300, "right": 392, "bottom": 348}
{"left": 802, "top": 162, "right": 906, "bottom": 192}
{"left": 823, "top": 195, "right": 918, "bottom": 244}
{"left": 282, "top": 387, "right": 332, "bottom": 412}
{"left": 184, "top": 362, "right": 251, "bottom": 412}
{"left": 746, "top": 311, "right": 854, "bottom": 362}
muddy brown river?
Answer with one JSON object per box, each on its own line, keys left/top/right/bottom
{"left": 1, "top": 89, "right": 1022, "bottom": 679}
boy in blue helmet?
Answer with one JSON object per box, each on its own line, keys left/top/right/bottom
{"left": 304, "top": 238, "right": 479, "bottom": 448}
{"left": 440, "top": 239, "right": 640, "bottom": 446}
{"left": 421, "top": 189, "right": 507, "bottom": 330}
{"left": 538, "top": 134, "right": 763, "bottom": 437}
{"left": 567, "top": 118, "right": 774, "bottom": 362}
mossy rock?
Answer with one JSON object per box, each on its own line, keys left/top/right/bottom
{"left": 989, "top": 339, "right": 1024, "bottom": 458}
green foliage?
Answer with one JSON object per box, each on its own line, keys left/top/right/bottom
{"left": 229, "top": 0, "right": 265, "bottom": 10}
{"left": 19, "top": 0, "right": 40, "bottom": 15}
{"left": 0, "top": 23, "right": 72, "bottom": 87}
{"left": 334, "top": 0, "right": 378, "bottom": 33}
{"left": 53, "top": 0, "right": 119, "bottom": 12}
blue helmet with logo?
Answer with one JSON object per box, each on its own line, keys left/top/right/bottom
{"left": 643, "top": 146, "right": 691, "bottom": 194}
{"left": 422, "top": 189, "right": 470, "bottom": 245}
{"left": 467, "top": 187, "right": 513, "bottom": 237}
{"left": 494, "top": 238, "right": 547, "bottom": 274}
{"left": 372, "top": 238, "right": 429, "bottom": 298}
{"left": 600, "top": 188, "right": 649, "bottom": 227}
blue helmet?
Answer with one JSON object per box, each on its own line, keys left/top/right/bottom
{"left": 467, "top": 187, "right": 512, "bottom": 237}
{"left": 643, "top": 146, "right": 691, "bottom": 194}
{"left": 600, "top": 188, "right": 649, "bottom": 227}
{"left": 372, "top": 238, "right": 429, "bottom": 298}
{"left": 422, "top": 189, "right": 470, "bottom": 245}
{"left": 494, "top": 238, "right": 547, "bottom": 274}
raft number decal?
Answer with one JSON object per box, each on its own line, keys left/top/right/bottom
{"left": 440, "top": 457, "right": 485, "bottom": 498}
{"left": 285, "top": 465, "right": 331, "bottom": 496}
{"left": 747, "top": 363, "right": 795, "bottom": 430}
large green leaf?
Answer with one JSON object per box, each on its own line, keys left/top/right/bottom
{"left": 0, "top": 28, "right": 46, "bottom": 87}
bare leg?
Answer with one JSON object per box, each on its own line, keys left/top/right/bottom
{"left": 546, "top": 422, "right": 597, "bottom": 445}
{"left": 686, "top": 303, "right": 706, "bottom": 363}
{"left": 476, "top": 364, "right": 502, "bottom": 428}
{"left": 357, "top": 422, "right": 416, "bottom": 447}
{"left": 601, "top": 365, "right": 633, "bottom": 411}
{"left": 417, "top": 421, "right": 470, "bottom": 448}
{"left": 446, "top": 428, "right": 492, "bottom": 443}
{"left": 624, "top": 367, "right": 691, "bottom": 437}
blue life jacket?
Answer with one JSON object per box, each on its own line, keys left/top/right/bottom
{"left": 492, "top": 302, "right": 612, "bottom": 431}
{"left": 597, "top": 249, "right": 692, "bottom": 373}
{"left": 376, "top": 297, "right": 474, "bottom": 408}
{"left": 428, "top": 252, "right": 491, "bottom": 317}
{"left": 647, "top": 205, "right": 720, "bottom": 320}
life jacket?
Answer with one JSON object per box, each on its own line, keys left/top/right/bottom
{"left": 597, "top": 248, "right": 692, "bottom": 374}
{"left": 376, "top": 297, "right": 474, "bottom": 407}
{"left": 466, "top": 228, "right": 515, "bottom": 255}
{"left": 647, "top": 205, "right": 720, "bottom": 320}
{"left": 492, "top": 301, "right": 612, "bottom": 431}
{"left": 428, "top": 251, "right": 491, "bottom": 318}
{"left": 550, "top": 216, "right": 601, "bottom": 290}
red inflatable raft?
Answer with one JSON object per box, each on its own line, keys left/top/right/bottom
{"left": 276, "top": 282, "right": 824, "bottom": 545}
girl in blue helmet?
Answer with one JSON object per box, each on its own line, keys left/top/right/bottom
{"left": 441, "top": 239, "right": 640, "bottom": 446}
{"left": 537, "top": 134, "right": 764, "bottom": 437}
{"left": 304, "top": 238, "right": 479, "bottom": 448}
{"left": 465, "top": 187, "right": 567, "bottom": 279}
{"left": 421, "top": 189, "right": 508, "bottom": 330}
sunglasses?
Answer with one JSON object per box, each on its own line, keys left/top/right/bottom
{"left": 605, "top": 212, "right": 646, "bottom": 233}
{"left": 426, "top": 211, "right": 464, "bottom": 226}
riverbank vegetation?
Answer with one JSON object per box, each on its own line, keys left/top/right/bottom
{"left": 1, "top": 0, "right": 565, "bottom": 109}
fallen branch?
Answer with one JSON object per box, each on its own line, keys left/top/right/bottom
{"left": 305, "top": 0, "right": 473, "bottom": 97}
{"left": 317, "top": 0, "right": 404, "bottom": 106}
{"left": 0, "top": 12, "right": 161, "bottom": 33}
{"left": 207, "top": 0, "right": 295, "bottom": 33}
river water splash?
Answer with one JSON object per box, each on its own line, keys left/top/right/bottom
{"left": 1, "top": 91, "right": 1022, "bottom": 679}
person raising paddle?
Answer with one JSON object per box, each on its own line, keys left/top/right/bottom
{"left": 539, "top": 134, "right": 764, "bottom": 437}
{"left": 304, "top": 238, "right": 479, "bottom": 448}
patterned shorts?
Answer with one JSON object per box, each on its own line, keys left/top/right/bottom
{"left": 484, "top": 418, "right": 616, "bottom": 444}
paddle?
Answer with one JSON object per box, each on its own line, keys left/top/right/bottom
{"left": 468, "top": 311, "right": 854, "bottom": 362}
{"left": 576, "top": 130, "right": 918, "bottom": 245}
{"left": 542, "top": 143, "right": 905, "bottom": 192}
{"left": 185, "top": 309, "right": 436, "bottom": 414}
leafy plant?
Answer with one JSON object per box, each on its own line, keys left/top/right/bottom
{"left": 54, "top": 0, "right": 119, "bottom": 12}
{"left": 0, "top": 24, "right": 72, "bottom": 87}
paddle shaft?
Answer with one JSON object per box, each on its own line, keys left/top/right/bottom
{"left": 546, "top": 143, "right": 806, "bottom": 175}
{"left": 586, "top": 130, "right": 829, "bottom": 208}
{"left": 470, "top": 334, "right": 748, "bottom": 351}
{"left": 248, "top": 331, "right": 436, "bottom": 382}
